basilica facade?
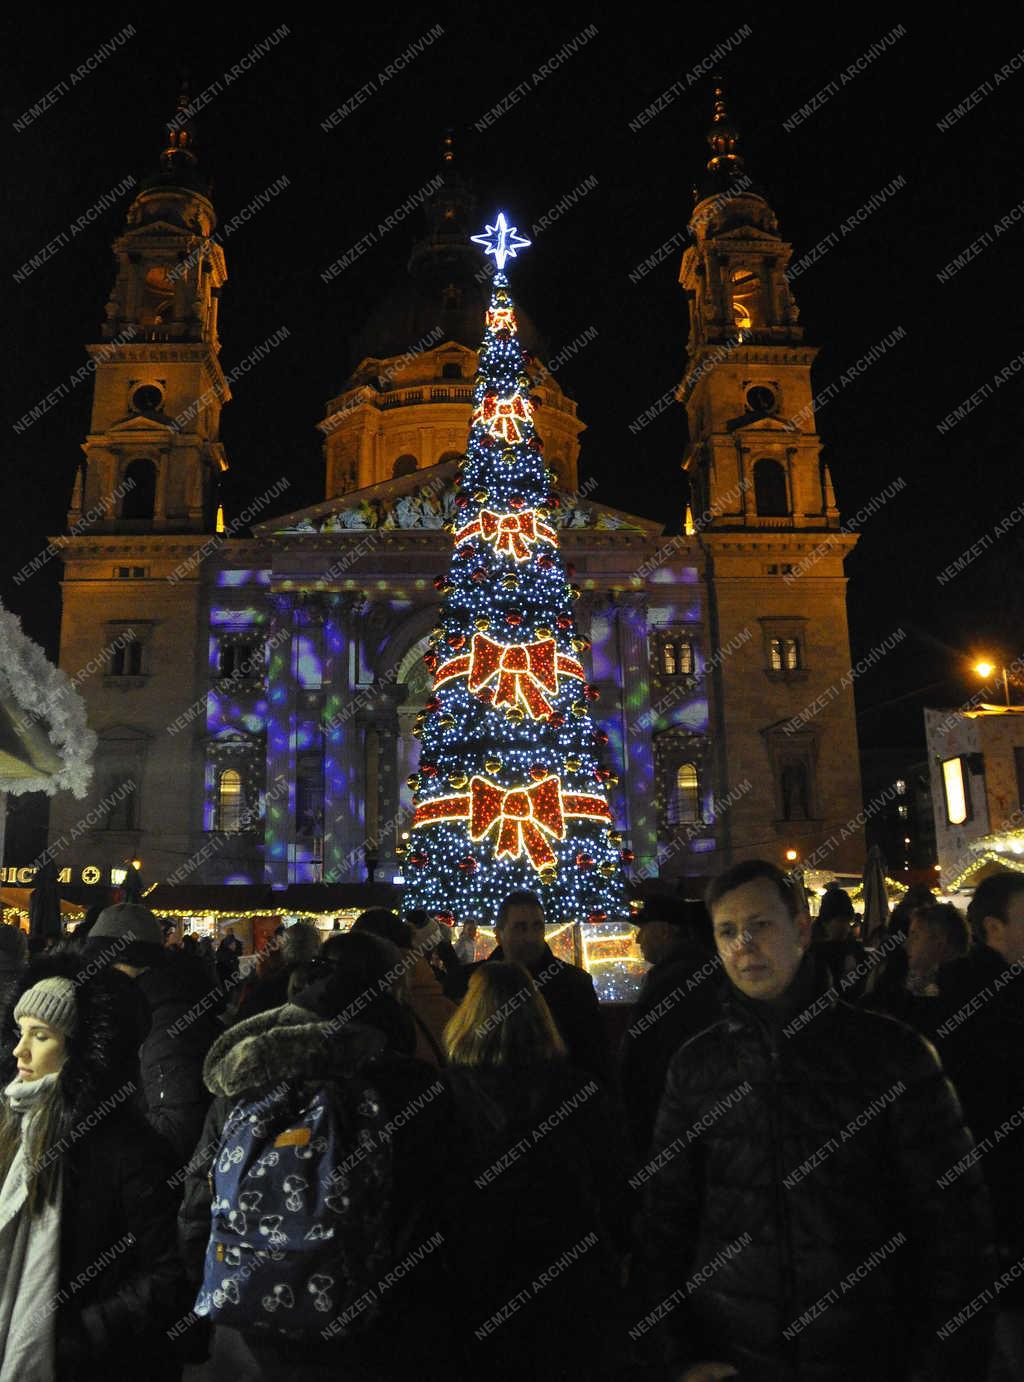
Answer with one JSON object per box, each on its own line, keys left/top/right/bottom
{"left": 49, "top": 95, "right": 865, "bottom": 901}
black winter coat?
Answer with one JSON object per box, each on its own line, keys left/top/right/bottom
{"left": 58, "top": 1107, "right": 193, "bottom": 1380}
{"left": 460, "top": 945, "right": 610, "bottom": 1080}
{"left": 443, "top": 1061, "right": 635, "bottom": 1380}
{"left": 617, "top": 940, "right": 722, "bottom": 1156}
{"left": 135, "top": 952, "right": 222, "bottom": 1163}
{"left": 641, "top": 951, "right": 995, "bottom": 1382}
{"left": 935, "top": 944, "right": 1024, "bottom": 1302}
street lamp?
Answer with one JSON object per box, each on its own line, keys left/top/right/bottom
{"left": 974, "top": 660, "right": 1011, "bottom": 707}
{"left": 784, "top": 848, "right": 798, "bottom": 862}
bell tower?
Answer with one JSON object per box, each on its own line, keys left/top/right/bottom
{"left": 679, "top": 83, "right": 863, "bottom": 872}
{"left": 69, "top": 89, "right": 229, "bottom": 534}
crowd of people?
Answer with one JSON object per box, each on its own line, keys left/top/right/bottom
{"left": 0, "top": 863, "right": 1020, "bottom": 1381}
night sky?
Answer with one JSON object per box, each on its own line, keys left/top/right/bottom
{"left": 3, "top": 10, "right": 1022, "bottom": 765}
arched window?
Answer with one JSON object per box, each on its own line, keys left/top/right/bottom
{"left": 392, "top": 455, "right": 417, "bottom": 478}
{"left": 730, "top": 266, "right": 760, "bottom": 331}
{"left": 669, "top": 763, "right": 700, "bottom": 825}
{"left": 753, "top": 459, "right": 789, "bottom": 517}
{"left": 769, "top": 636, "right": 802, "bottom": 672}
{"left": 216, "top": 769, "right": 245, "bottom": 832}
{"left": 122, "top": 459, "right": 157, "bottom": 520}
{"left": 661, "top": 638, "right": 694, "bottom": 677}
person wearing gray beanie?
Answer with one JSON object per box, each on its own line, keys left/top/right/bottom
{"left": 0, "top": 959, "right": 191, "bottom": 1379}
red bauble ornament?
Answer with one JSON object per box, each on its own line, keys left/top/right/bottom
{"left": 425, "top": 697, "right": 440, "bottom": 713}
{"left": 556, "top": 614, "right": 572, "bottom": 629}
{"left": 547, "top": 712, "right": 565, "bottom": 727}
{"left": 409, "top": 853, "right": 429, "bottom": 867}
{"left": 595, "top": 767, "right": 612, "bottom": 782}
{"left": 456, "top": 544, "right": 475, "bottom": 560}
{"left": 448, "top": 634, "right": 466, "bottom": 649}
{"left": 585, "top": 684, "right": 601, "bottom": 702}
{"left": 530, "top": 764, "right": 548, "bottom": 781}
{"left": 420, "top": 763, "right": 438, "bottom": 777}
{"left": 528, "top": 436, "right": 543, "bottom": 451}
{"left": 471, "top": 568, "right": 488, "bottom": 582}
{"left": 423, "top": 652, "right": 438, "bottom": 671}
{"left": 621, "top": 849, "right": 636, "bottom": 864}
{"left": 591, "top": 729, "right": 609, "bottom": 746}
{"left": 546, "top": 493, "right": 561, "bottom": 508}
{"left": 506, "top": 611, "right": 523, "bottom": 626}
{"left": 478, "top": 687, "right": 495, "bottom": 703}
{"left": 432, "top": 574, "right": 448, "bottom": 591}
{"left": 480, "top": 434, "right": 495, "bottom": 448}
{"left": 458, "top": 856, "right": 478, "bottom": 873}
{"left": 437, "top": 912, "right": 456, "bottom": 926}
{"left": 587, "top": 911, "right": 608, "bottom": 925}
{"left": 454, "top": 494, "right": 470, "bottom": 509}
{"left": 576, "top": 853, "right": 594, "bottom": 869}
{"left": 509, "top": 495, "right": 526, "bottom": 510}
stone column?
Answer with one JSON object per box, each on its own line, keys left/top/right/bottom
{"left": 264, "top": 592, "right": 297, "bottom": 888}
{"left": 322, "top": 594, "right": 365, "bottom": 884}
{"left": 614, "top": 590, "right": 658, "bottom": 872}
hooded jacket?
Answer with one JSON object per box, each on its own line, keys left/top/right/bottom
{"left": 178, "top": 999, "right": 458, "bottom": 1374}
{"left": 640, "top": 951, "right": 995, "bottom": 1382}
{"left": 0, "top": 955, "right": 192, "bottom": 1381}
{"left": 134, "top": 951, "right": 222, "bottom": 1162}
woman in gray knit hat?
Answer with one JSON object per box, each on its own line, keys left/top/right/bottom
{"left": 0, "top": 957, "right": 192, "bottom": 1380}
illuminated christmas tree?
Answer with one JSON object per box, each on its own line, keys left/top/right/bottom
{"left": 402, "top": 213, "right": 629, "bottom": 926}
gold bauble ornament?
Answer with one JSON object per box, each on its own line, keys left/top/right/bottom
{"left": 571, "top": 703, "right": 587, "bottom": 717}
{"left": 534, "top": 625, "right": 552, "bottom": 639}
{"left": 501, "top": 574, "right": 519, "bottom": 590}
{"left": 484, "top": 757, "right": 502, "bottom": 774}
{"left": 449, "top": 773, "right": 468, "bottom": 789}
{"left": 564, "top": 757, "right": 582, "bottom": 772}
{"left": 505, "top": 706, "right": 525, "bottom": 723}
{"left": 475, "top": 616, "right": 491, "bottom": 632}
{"left": 599, "top": 861, "right": 617, "bottom": 878}
{"left": 539, "top": 866, "right": 557, "bottom": 886}
{"left": 438, "top": 715, "right": 455, "bottom": 730}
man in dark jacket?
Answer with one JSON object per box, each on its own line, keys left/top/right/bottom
{"left": 456, "top": 891, "right": 609, "bottom": 1081}
{"left": 618, "top": 896, "right": 721, "bottom": 1157}
{"left": 639, "top": 859, "right": 995, "bottom": 1382}
{"left": 83, "top": 902, "right": 222, "bottom": 1164}
{"left": 936, "top": 872, "right": 1024, "bottom": 1380}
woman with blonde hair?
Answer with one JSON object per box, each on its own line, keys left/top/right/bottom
{"left": 442, "top": 962, "right": 634, "bottom": 1380}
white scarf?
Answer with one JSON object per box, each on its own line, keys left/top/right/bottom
{"left": 0, "top": 1072, "right": 63, "bottom": 1382}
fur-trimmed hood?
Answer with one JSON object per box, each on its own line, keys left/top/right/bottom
{"left": 202, "top": 1003, "right": 387, "bottom": 1099}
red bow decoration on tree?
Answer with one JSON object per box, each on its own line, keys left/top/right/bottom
{"left": 470, "top": 775, "right": 564, "bottom": 868}
{"left": 434, "top": 634, "right": 584, "bottom": 718}
{"left": 473, "top": 393, "right": 532, "bottom": 444}
{"left": 454, "top": 508, "right": 556, "bottom": 562}
{"left": 412, "top": 774, "right": 612, "bottom": 873}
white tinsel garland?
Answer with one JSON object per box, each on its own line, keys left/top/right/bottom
{"left": 0, "top": 602, "right": 96, "bottom": 798}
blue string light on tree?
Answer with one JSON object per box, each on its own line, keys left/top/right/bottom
{"left": 401, "top": 212, "right": 629, "bottom": 927}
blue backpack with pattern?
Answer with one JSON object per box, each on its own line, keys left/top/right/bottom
{"left": 195, "top": 1076, "right": 393, "bottom": 1339}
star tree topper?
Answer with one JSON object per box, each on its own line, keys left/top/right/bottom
{"left": 471, "top": 211, "right": 531, "bottom": 271}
